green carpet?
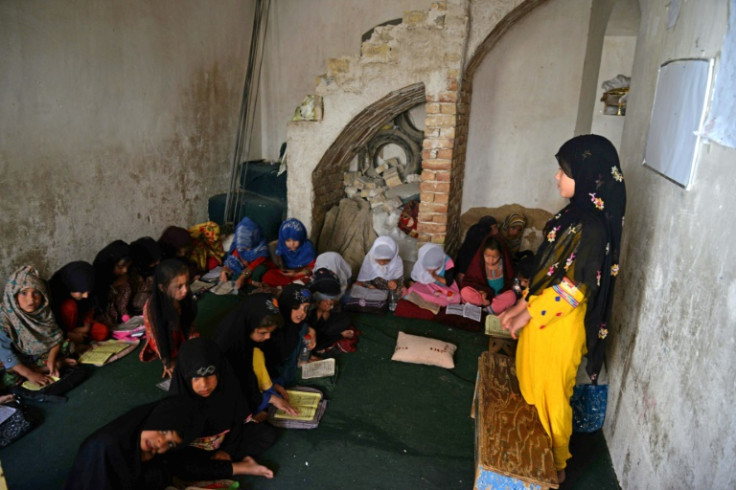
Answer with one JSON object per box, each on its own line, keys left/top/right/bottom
{"left": 0, "top": 293, "right": 618, "bottom": 489}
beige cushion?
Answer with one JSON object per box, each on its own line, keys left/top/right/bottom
{"left": 391, "top": 332, "right": 457, "bottom": 369}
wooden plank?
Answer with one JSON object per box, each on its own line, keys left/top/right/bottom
{"left": 475, "top": 352, "right": 558, "bottom": 489}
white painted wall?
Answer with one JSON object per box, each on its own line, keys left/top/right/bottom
{"left": 462, "top": 0, "right": 592, "bottom": 214}
{"left": 0, "top": 0, "right": 254, "bottom": 282}
{"left": 606, "top": 1, "right": 736, "bottom": 488}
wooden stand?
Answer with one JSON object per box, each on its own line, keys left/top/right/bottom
{"left": 473, "top": 352, "right": 558, "bottom": 489}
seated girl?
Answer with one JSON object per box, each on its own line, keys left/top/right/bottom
{"left": 65, "top": 396, "right": 202, "bottom": 490}
{"left": 169, "top": 338, "right": 275, "bottom": 482}
{"left": 188, "top": 221, "right": 226, "bottom": 278}
{"left": 139, "top": 259, "right": 197, "bottom": 379}
{"left": 355, "top": 236, "right": 404, "bottom": 291}
{"left": 0, "top": 265, "right": 69, "bottom": 390}
{"left": 500, "top": 212, "right": 528, "bottom": 257}
{"left": 50, "top": 261, "right": 109, "bottom": 347}
{"left": 261, "top": 218, "right": 316, "bottom": 287}
{"left": 219, "top": 217, "right": 272, "bottom": 290}
{"left": 158, "top": 225, "right": 199, "bottom": 280}
{"left": 92, "top": 240, "right": 133, "bottom": 327}
{"left": 308, "top": 268, "right": 360, "bottom": 354}
{"left": 260, "top": 285, "right": 317, "bottom": 386}
{"left": 460, "top": 235, "right": 515, "bottom": 314}
{"left": 454, "top": 216, "right": 498, "bottom": 286}
{"left": 128, "top": 237, "right": 162, "bottom": 316}
{"left": 313, "top": 251, "right": 353, "bottom": 296}
{"left": 214, "top": 294, "right": 298, "bottom": 423}
{"left": 406, "top": 243, "right": 461, "bottom": 307}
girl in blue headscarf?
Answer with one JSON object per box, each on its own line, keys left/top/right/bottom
{"left": 262, "top": 218, "right": 316, "bottom": 287}
{"left": 220, "top": 217, "right": 274, "bottom": 289}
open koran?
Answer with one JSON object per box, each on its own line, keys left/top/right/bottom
{"left": 445, "top": 303, "right": 482, "bottom": 322}
{"left": 268, "top": 387, "right": 327, "bottom": 429}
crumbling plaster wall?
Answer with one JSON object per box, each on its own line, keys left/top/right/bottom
{"left": 0, "top": 0, "right": 253, "bottom": 283}
{"left": 606, "top": 1, "right": 736, "bottom": 488}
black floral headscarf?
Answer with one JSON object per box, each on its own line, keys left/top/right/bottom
{"left": 526, "top": 134, "right": 626, "bottom": 381}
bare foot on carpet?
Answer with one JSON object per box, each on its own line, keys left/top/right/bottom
{"left": 233, "top": 456, "right": 274, "bottom": 478}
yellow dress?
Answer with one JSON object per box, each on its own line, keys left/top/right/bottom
{"left": 516, "top": 278, "right": 587, "bottom": 470}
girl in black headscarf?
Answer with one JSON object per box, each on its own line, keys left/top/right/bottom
{"left": 500, "top": 134, "right": 626, "bottom": 481}
{"left": 138, "top": 259, "right": 197, "bottom": 378}
{"left": 50, "top": 261, "right": 109, "bottom": 346}
{"left": 129, "top": 237, "right": 163, "bottom": 315}
{"left": 92, "top": 240, "right": 133, "bottom": 326}
{"left": 168, "top": 338, "right": 275, "bottom": 482}
{"left": 214, "top": 294, "right": 297, "bottom": 423}
{"left": 64, "top": 396, "right": 202, "bottom": 490}
{"left": 262, "top": 284, "right": 316, "bottom": 385}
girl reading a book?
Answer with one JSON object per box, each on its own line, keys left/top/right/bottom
{"left": 261, "top": 218, "right": 316, "bottom": 287}
{"left": 65, "top": 396, "right": 201, "bottom": 490}
{"left": 219, "top": 217, "right": 272, "bottom": 289}
{"left": 50, "top": 261, "right": 110, "bottom": 346}
{"left": 459, "top": 235, "right": 515, "bottom": 314}
{"left": 308, "top": 268, "right": 359, "bottom": 354}
{"left": 263, "top": 284, "right": 317, "bottom": 386}
{"left": 169, "top": 338, "right": 275, "bottom": 481}
{"left": 215, "top": 294, "right": 298, "bottom": 423}
{"left": 406, "top": 243, "right": 461, "bottom": 308}
{"left": 499, "top": 134, "right": 626, "bottom": 482}
{"left": 92, "top": 239, "right": 133, "bottom": 327}
{"left": 139, "top": 259, "right": 197, "bottom": 379}
{"left": 355, "top": 235, "right": 404, "bottom": 291}
{"left": 0, "top": 265, "right": 68, "bottom": 390}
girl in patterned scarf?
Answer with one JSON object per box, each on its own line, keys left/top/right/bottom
{"left": 500, "top": 134, "right": 626, "bottom": 482}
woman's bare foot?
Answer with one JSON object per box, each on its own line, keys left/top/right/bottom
{"left": 63, "top": 358, "right": 78, "bottom": 367}
{"left": 253, "top": 411, "right": 268, "bottom": 423}
{"left": 341, "top": 329, "right": 355, "bottom": 339}
{"left": 557, "top": 469, "right": 566, "bottom": 484}
{"left": 233, "top": 456, "right": 274, "bottom": 478}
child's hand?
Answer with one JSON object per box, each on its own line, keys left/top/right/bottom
{"left": 274, "top": 384, "right": 289, "bottom": 402}
{"left": 307, "top": 327, "right": 317, "bottom": 350}
{"left": 219, "top": 270, "right": 229, "bottom": 283}
{"left": 388, "top": 280, "right": 398, "bottom": 290}
{"left": 271, "top": 395, "right": 299, "bottom": 416}
{"left": 24, "top": 369, "right": 55, "bottom": 387}
{"left": 46, "top": 359, "right": 60, "bottom": 379}
{"left": 235, "top": 274, "right": 247, "bottom": 290}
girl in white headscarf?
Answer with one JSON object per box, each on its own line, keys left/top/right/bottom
{"left": 405, "top": 243, "right": 461, "bottom": 307}
{"left": 356, "top": 236, "right": 404, "bottom": 291}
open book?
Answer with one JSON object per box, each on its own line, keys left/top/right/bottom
{"left": 267, "top": 387, "right": 327, "bottom": 429}
{"left": 403, "top": 291, "right": 441, "bottom": 314}
{"left": 78, "top": 339, "right": 139, "bottom": 366}
{"left": 301, "top": 358, "right": 336, "bottom": 380}
{"left": 445, "top": 303, "right": 482, "bottom": 322}
{"left": 485, "top": 314, "right": 512, "bottom": 338}
{"left": 349, "top": 284, "right": 389, "bottom": 301}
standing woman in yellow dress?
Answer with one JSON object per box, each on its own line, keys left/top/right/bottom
{"left": 500, "top": 134, "right": 626, "bottom": 482}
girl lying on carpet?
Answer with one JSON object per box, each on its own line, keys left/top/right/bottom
{"left": 215, "top": 294, "right": 298, "bottom": 424}
{"left": 65, "top": 396, "right": 201, "bottom": 490}
{"left": 169, "top": 338, "right": 275, "bottom": 482}
{"left": 139, "top": 259, "right": 197, "bottom": 378}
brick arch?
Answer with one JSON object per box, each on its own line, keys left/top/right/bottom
{"left": 446, "top": 0, "right": 549, "bottom": 255}
{"left": 311, "top": 82, "right": 425, "bottom": 241}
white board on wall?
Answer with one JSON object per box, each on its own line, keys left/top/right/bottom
{"left": 643, "top": 58, "right": 713, "bottom": 189}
